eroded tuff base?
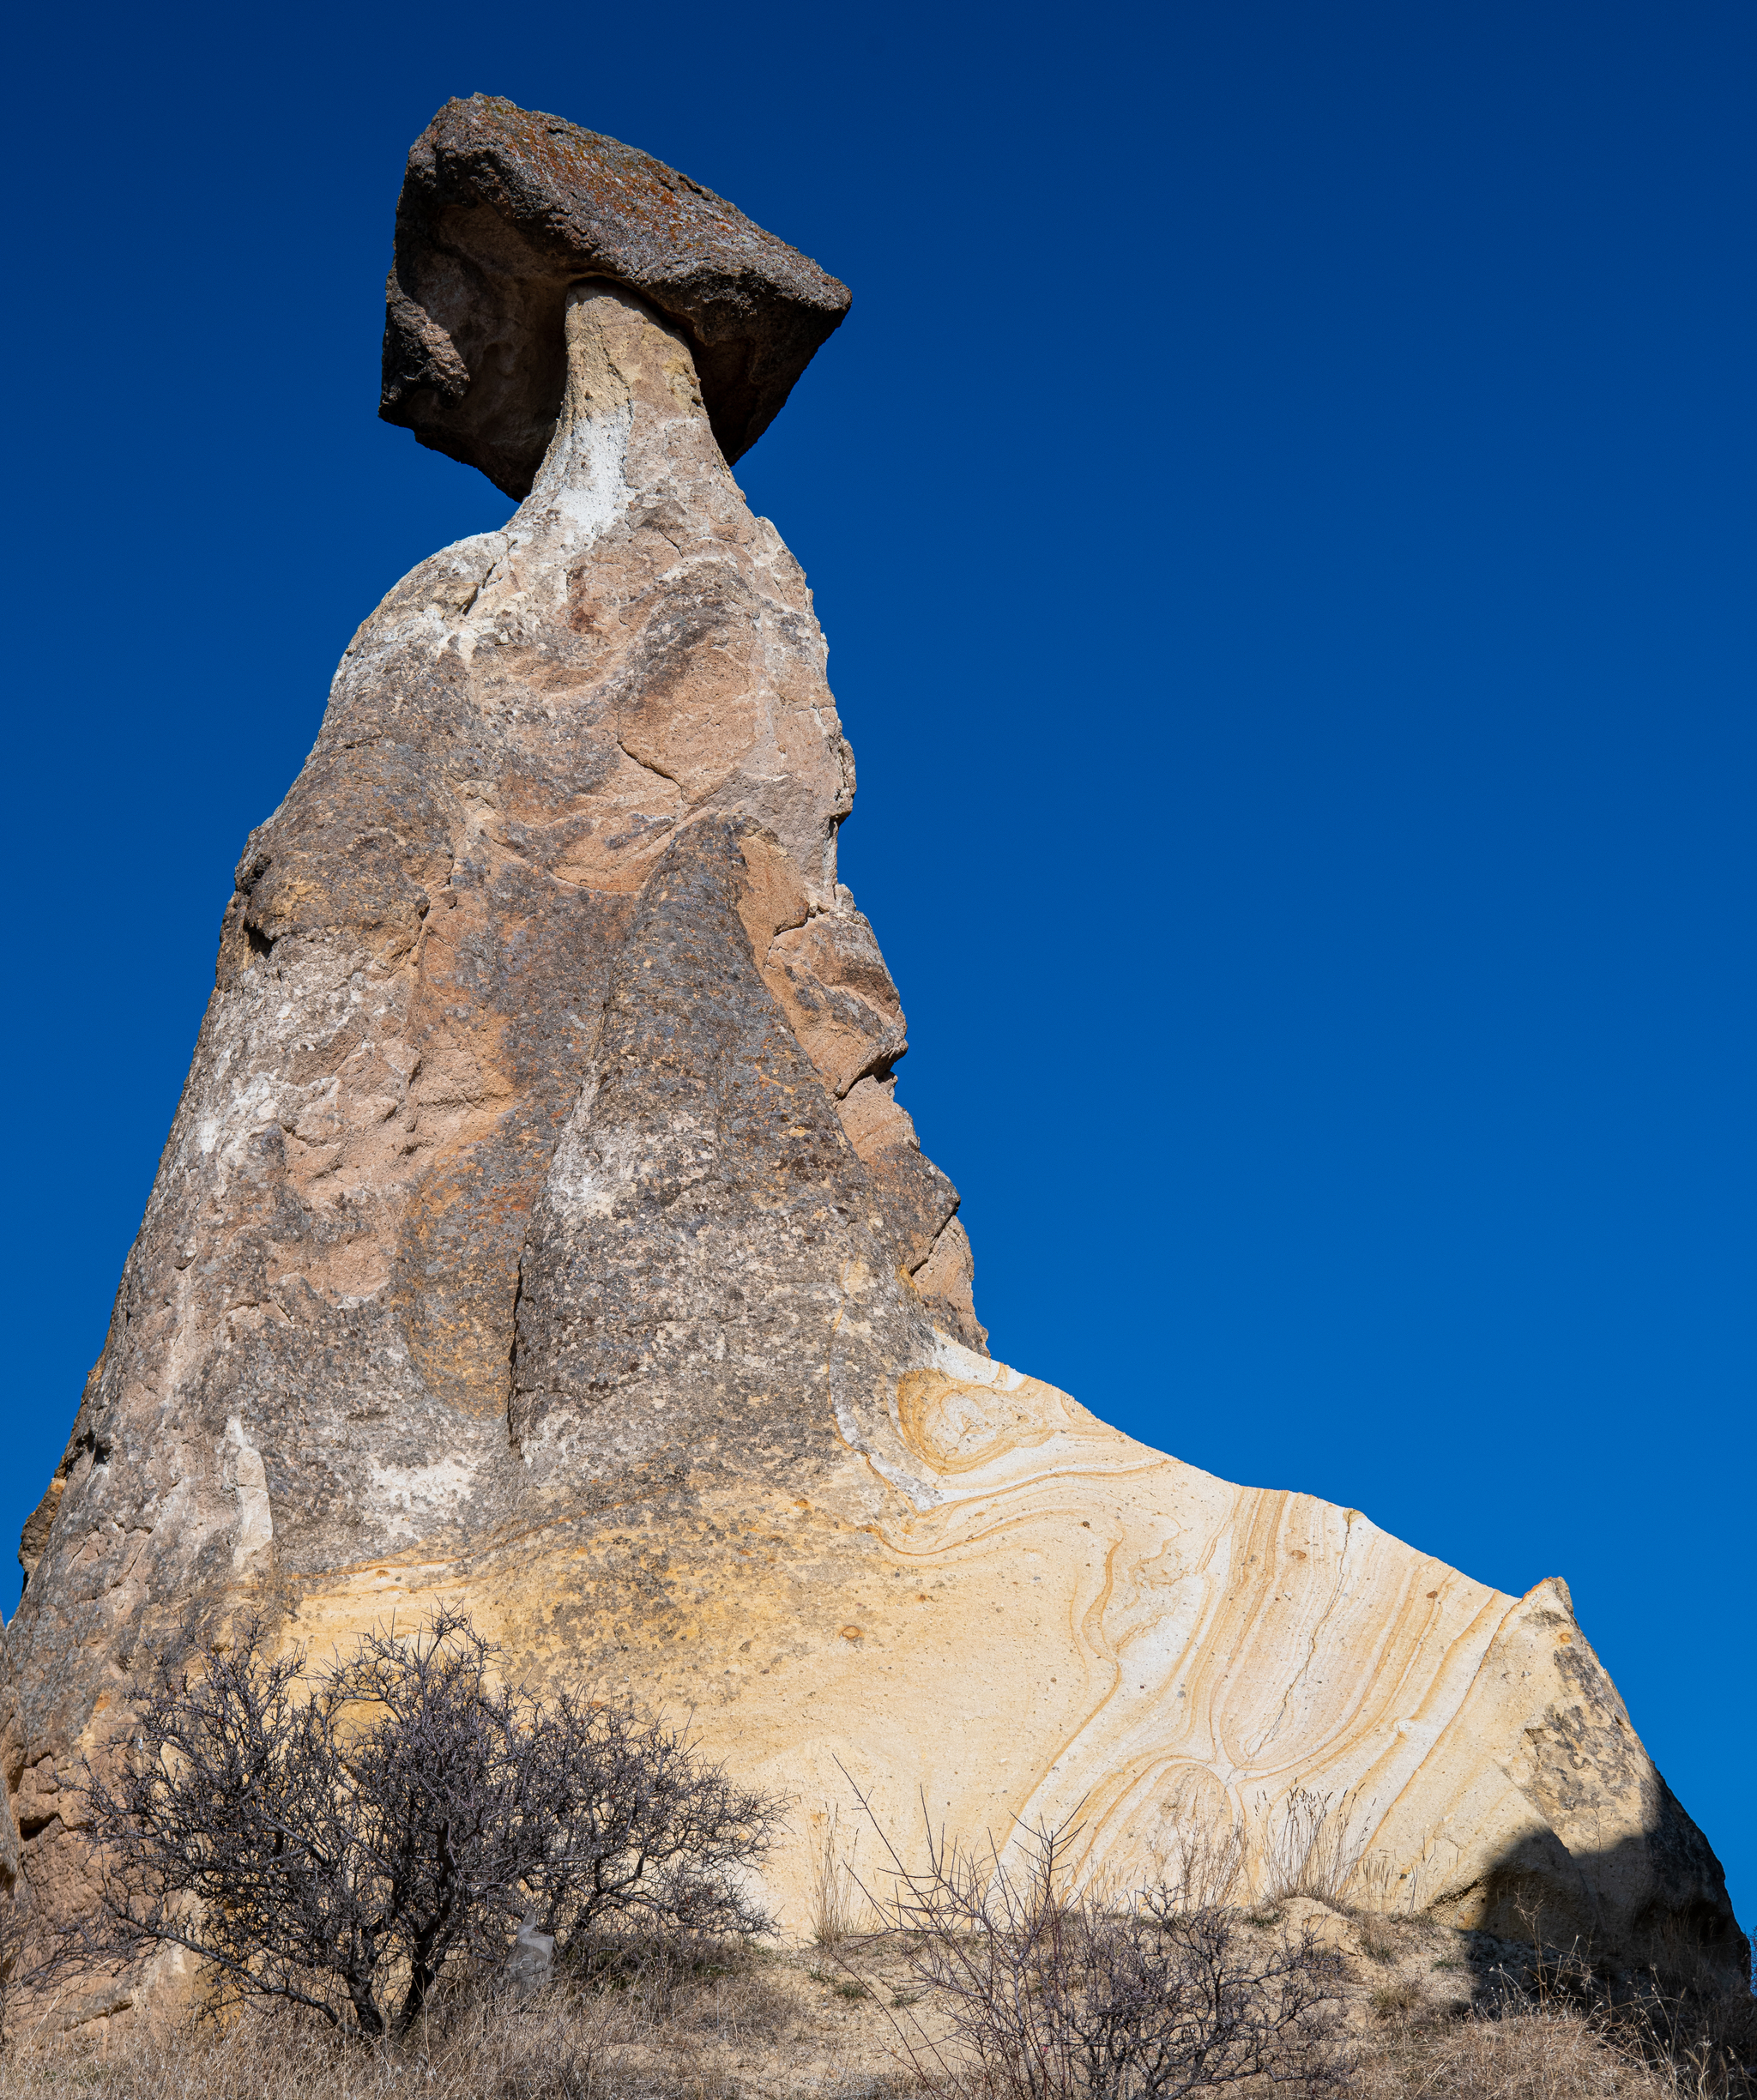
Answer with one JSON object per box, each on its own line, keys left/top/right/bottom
{"left": 213, "top": 1373, "right": 1749, "bottom": 1992}
{"left": 2, "top": 286, "right": 1743, "bottom": 1997}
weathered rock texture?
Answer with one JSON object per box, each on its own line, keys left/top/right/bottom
{"left": 381, "top": 95, "right": 851, "bottom": 496}
{"left": 1, "top": 110, "right": 1745, "bottom": 2002}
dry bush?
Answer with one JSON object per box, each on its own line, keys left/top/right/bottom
{"left": 1152, "top": 1797, "right": 1246, "bottom": 1913}
{"left": 66, "top": 1610, "right": 782, "bottom": 2038}
{"left": 845, "top": 1795, "right": 1348, "bottom": 2097}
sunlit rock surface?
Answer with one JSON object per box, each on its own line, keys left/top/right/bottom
{"left": 2, "top": 109, "right": 1744, "bottom": 1996}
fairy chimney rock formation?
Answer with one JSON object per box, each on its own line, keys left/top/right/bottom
{"left": 3, "top": 100, "right": 1746, "bottom": 1998}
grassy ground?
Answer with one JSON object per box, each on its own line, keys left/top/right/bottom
{"left": 3, "top": 1909, "right": 1748, "bottom": 2098}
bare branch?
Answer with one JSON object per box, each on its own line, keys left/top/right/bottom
{"left": 68, "top": 1611, "right": 782, "bottom": 2038}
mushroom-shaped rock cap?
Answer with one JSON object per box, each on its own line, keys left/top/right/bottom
{"left": 380, "top": 94, "right": 851, "bottom": 498}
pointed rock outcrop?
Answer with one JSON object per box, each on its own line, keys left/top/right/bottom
{"left": 2, "top": 105, "right": 1743, "bottom": 1996}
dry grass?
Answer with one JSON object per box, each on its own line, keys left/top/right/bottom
{"left": 808, "top": 1804, "right": 870, "bottom": 1950}
{"left": 1367, "top": 1974, "right": 1423, "bottom": 2020}
{"left": 1342, "top": 1918, "right": 1755, "bottom": 2100}
{"left": 0, "top": 1948, "right": 809, "bottom": 2100}
{"left": 4, "top": 1928, "right": 1749, "bottom": 2100}
{"left": 1259, "top": 1786, "right": 1368, "bottom": 1906}
{"left": 8, "top": 1986, "right": 1750, "bottom": 2100}
{"left": 1351, "top": 1996, "right": 1748, "bottom": 2099}
{"left": 4, "top": 2007, "right": 632, "bottom": 2100}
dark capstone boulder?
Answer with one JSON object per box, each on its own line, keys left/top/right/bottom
{"left": 380, "top": 94, "right": 852, "bottom": 495}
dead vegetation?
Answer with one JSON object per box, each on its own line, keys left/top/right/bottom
{"left": 855, "top": 1812, "right": 1348, "bottom": 2095}
{"left": 1349, "top": 1973, "right": 1757, "bottom": 2099}
{"left": 0, "top": 1935, "right": 818, "bottom": 2099}
{"left": 57, "top": 1610, "right": 782, "bottom": 2037}
{"left": 1259, "top": 1789, "right": 1366, "bottom": 1910}
{"left": 809, "top": 1803, "right": 872, "bottom": 1951}
{"left": 1151, "top": 1793, "right": 1247, "bottom": 1915}
{"left": 7, "top": 1761, "right": 1749, "bottom": 2099}
{"left": 1325, "top": 1898, "right": 1755, "bottom": 2100}
{"left": 2, "top": 1920, "right": 1751, "bottom": 2100}
{"left": 802, "top": 1783, "right": 1354, "bottom": 2096}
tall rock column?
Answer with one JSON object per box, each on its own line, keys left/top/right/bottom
{"left": 3, "top": 226, "right": 982, "bottom": 1931}
{"left": 3, "top": 96, "right": 1744, "bottom": 1997}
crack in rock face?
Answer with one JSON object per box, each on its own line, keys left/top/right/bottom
{"left": 1, "top": 103, "right": 1745, "bottom": 2000}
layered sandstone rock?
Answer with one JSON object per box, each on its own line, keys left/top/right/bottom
{"left": 1, "top": 106, "right": 1744, "bottom": 1999}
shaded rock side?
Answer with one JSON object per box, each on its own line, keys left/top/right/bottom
{"left": 381, "top": 94, "right": 851, "bottom": 496}
{"left": 3, "top": 230, "right": 1742, "bottom": 1991}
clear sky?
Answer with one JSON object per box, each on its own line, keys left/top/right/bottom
{"left": 4, "top": 2, "right": 1751, "bottom": 1949}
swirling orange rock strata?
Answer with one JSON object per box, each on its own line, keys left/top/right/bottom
{"left": 275, "top": 1340, "right": 1741, "bottom": 1981}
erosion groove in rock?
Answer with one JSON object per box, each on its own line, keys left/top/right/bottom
{"left": 1, "top": 100, "right": 1744, "bottom": 2001}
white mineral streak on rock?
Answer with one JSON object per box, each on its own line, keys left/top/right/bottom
{"left": 225, "top": 1417, "right": 272, "bottom": 1572}
{"left": 365, "top": 1456, "right": 479, "bottom": 1540}
{"left": 459, "top": 292, "right": 638, "bottom": 647}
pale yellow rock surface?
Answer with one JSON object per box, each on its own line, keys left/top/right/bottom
{"left": 274, "top": 1337, "right": 1740, "bottom": 1981}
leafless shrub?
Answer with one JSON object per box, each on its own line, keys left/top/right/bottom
{"left": 1259, "top": 1788, "right": 1366, "bottom": 1907}
{"left": 72, "top": 1610, "right": 782, "bottom": 2038}
{"left": 844, "top": 1787, "right": 1348, "bottom": 2097}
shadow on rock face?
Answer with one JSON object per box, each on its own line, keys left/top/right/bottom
{"left": 1441, "top": 1818, "right": 1751, "bottom": 2000}
{"left": 510, "top": 814, "right": 939, "bottom": 1488}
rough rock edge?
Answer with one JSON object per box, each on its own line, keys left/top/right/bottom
{"left": 380, "top": 94, "right": 852, "bottom": 495}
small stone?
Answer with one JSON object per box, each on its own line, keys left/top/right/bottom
{"left": 504, "top": 1909, "right": 555, "bottom": 1993}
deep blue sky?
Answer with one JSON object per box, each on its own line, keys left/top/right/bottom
{"left": 4, "top": 3, "right": 1751, "bottom": 1942}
